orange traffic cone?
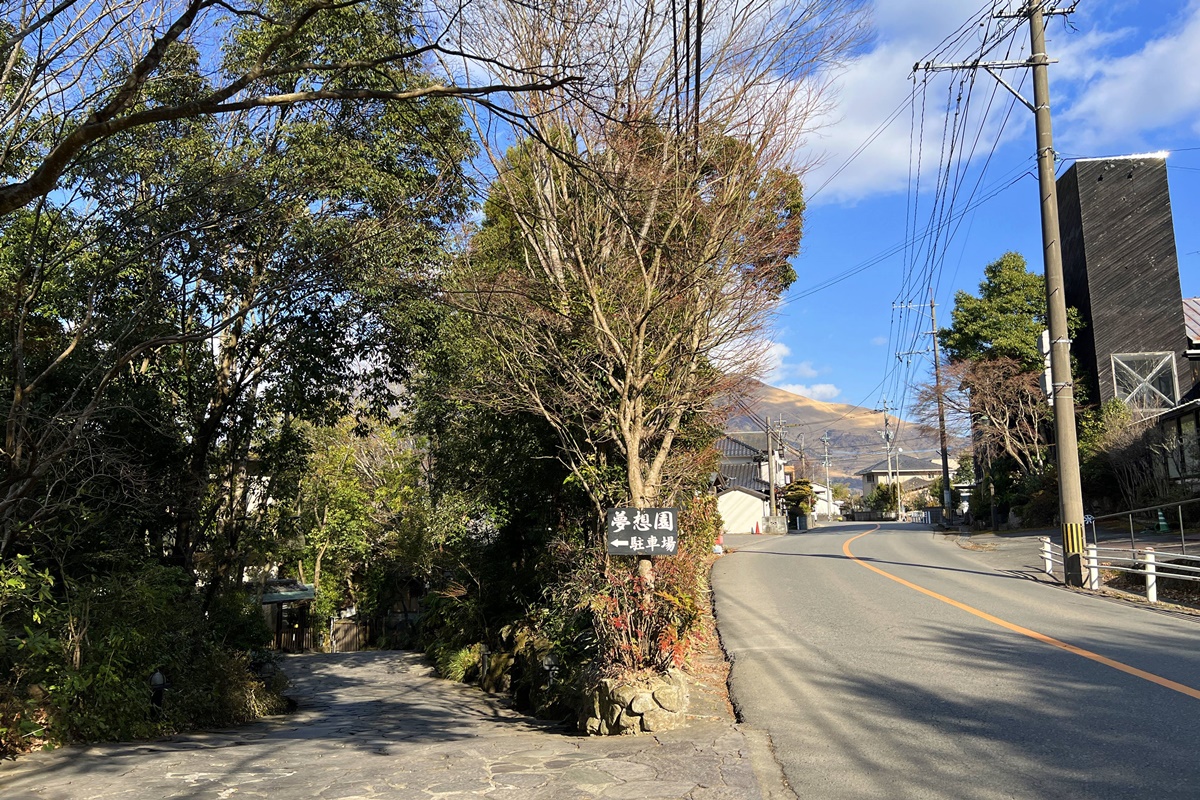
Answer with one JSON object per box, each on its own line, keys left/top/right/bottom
{"left": 754, "top": 522, "right": 761, "bottom": 535}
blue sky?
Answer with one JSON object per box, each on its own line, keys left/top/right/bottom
{"left": 767, "top": 0, "right": 1200, "bottom": 420}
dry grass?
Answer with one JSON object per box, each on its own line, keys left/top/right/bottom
{"left": 1103, "top": 561, "right": 1200, "bottom": 611}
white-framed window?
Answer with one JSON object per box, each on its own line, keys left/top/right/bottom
{"left": 1112, "top": 352, "right": 1178, "bottom": 412}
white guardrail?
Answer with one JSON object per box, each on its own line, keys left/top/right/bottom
{"left": 1040, "top": 537, "right": 1200, "bottom": 604}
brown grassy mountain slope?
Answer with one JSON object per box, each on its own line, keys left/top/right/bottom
{"left": 726, "top": 381, "right": 943, "bottom": 485}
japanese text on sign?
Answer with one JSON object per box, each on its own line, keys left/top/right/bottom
{"left": 605, "top": 508, "right": 678, "bottom": 555}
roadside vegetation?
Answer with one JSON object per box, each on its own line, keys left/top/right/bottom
{"left": 2, "top": 0, "right": 868, "bottom": 755}
{"left": 917, "top": 252, "right": 1197, "bottom": 529}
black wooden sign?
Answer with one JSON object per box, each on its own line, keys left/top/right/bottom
{"left": 605, "top": 508, "right": 679, "bottom": 555}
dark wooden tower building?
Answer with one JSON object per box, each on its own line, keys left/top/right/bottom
{"left": 1056, "top": 155, "right": 1194, "bottom": 410}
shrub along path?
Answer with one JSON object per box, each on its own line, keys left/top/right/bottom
{"left": 1, "top": 651, "right": 789, "bottom": 800}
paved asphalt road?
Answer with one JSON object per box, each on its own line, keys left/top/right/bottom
{"left": 713, "top": 522, "right": 1200, "bottom": 800}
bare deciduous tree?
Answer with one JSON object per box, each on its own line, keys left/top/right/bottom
{"left": 451, "top": 0, "right": 867, "bottom": 522}
{"left": 1096, "top": 400, "right": 1177, "bottom": 508}
{"left": 915, "top": 357, "right": 1049, "bottom": 479}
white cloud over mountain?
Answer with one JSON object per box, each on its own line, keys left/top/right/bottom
{"left": 780, "top": 383, "right": 842, "bottom": 401}
{"left": 766, "top": 343, "right": 824, "bottom": 387}
{"left": 766, "top": 343, "right": 839, "bottom": 398}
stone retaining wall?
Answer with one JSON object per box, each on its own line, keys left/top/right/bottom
{"left": 579, "top": 668, "right": 689, "bottom": 735}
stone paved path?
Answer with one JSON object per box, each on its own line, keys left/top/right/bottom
{"left": 1, "top": 652, "right": 787, "bottom": 800}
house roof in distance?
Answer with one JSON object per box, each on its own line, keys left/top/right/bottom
{"left": 718, "top": 462, "right": 771, "bottom": 493}
{"left": 856, "top": 453, "right": 947, "bottom": 477}
{"left": 718, "top": 435, "right": 764, "bottom": 458}
{"left": 717, "top": 485, "right": 768, "bottom": 500}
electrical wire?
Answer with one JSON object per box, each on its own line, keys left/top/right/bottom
{"left": 883, "top": 3, "right": 1038, "bottom": 449}
{"left": 778, "top": 3, "right": 1068, "bottom": 465}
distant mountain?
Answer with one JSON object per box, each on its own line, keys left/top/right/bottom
{"left": 725, "top": 381, "right": 944, "bottom": 487}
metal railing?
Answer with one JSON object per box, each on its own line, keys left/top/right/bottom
{"left": 1087, "top": 496, "right": 1200, "bottom": 554}
{"left": 1040, "top": 537, "right": 1200, "bottom": 604}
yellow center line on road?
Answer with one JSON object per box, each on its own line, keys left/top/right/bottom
{"left": 843, "top": 527, "right": 1200, "bottom": 702}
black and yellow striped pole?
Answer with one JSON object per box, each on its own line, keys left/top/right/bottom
{"left": 1062, "top": 522, "right": 1086, "bottom": 587}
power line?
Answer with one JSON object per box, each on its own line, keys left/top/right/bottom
{"left": 785, "top": 163, "right": 1032, "bottom": 303}
{"left": 882, "top": 8, "right": 1043, "bottom": 438}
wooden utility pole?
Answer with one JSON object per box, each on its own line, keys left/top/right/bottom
{"left": 930, "top": 289, "right": 953, "bottom": 523}
{"left": 1027, "top": 2, "right": 1086, "bottom": 586}
{"left": 919, "top": 1, "right": 1085, "bottom": 585}
{"left": 878, "top": 400, "right": 895, "bottom": 516}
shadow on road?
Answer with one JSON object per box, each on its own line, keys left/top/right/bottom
{"left": 1, "top": 651, "right": 560, "bottom": 798}
{"left": 733, "top": 548, "right": 1029, "bottom": 583}
{"left": 716, "top": 577, "right": 1200, "bottom": 800}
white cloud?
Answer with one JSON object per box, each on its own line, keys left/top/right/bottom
{"left": 871, "top": 335, "right": 888, "bottom": 346}
{"left": 794, "top": 361, "right": 820, "bottom": 378}
{"left": 1057, "top": 4, "right": 1200, "bottom": 152}
{"left": 799, "top": 1, "right": 1200, "bottom": 206}
{"left": 764, "top": 342, "right": 792, "bottom": 381}
{"left": 766, "top": 342, "right": 822, "bottom": 385}
{"left": 802, "top": 0, "right": 1033, "bottom": 206}
{"left": 781, "top": 383, "right": 842, "bottom": 401}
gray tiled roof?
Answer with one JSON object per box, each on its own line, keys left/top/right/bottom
{"left": 718, "top": 462, "right": 771, "bottom": 493}
{"left": 718, "top": 435, "right": 764, "bottom": 458}
{"left": 856, "top": 453, "right": 944, "bottom": 477}
{"left": 723, "top": 431, "right": 771, "bottom": 452}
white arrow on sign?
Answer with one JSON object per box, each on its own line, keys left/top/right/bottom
{"left": 610, "top": 539, "right": 629, "bottom": 547}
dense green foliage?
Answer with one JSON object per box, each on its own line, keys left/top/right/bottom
{"left": 1, "top": 15, "right": 473, "bottom": 754}
{"left": 783, "top": 479, "right": 815, "bottom": 525}
{"left": 941, "top": 252, "right": 1172, "bottom": 525}
{"left": 940, "top": 252, "right": 1050, "bottom": 370}
{"left": 866, "top": 483, "right": 898, "bottom": 513}
{"left": 938, "top": 253, "right": 1051, "bottom": 522}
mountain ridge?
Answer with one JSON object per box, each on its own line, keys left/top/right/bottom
{"left": 726, "top": 381, "right": 943, "bottom": 485}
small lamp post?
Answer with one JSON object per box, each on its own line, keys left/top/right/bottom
{"left": 150, "top": 668, "right": 168, "bottom": 714}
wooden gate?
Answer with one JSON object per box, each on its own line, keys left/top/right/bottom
{"left": 331, "top": 620, "right": 373, "bottom": 652}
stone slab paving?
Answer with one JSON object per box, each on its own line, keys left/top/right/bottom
{"left": 0, "top": 652, "right": 787, "bottom": 800}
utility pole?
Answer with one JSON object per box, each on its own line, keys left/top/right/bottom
{"left": 1027, "top": 2, "right": 1086, "bottom": 587}
{"left": 930, "top": 289, "right": 953, "bottom": 524}
{"left": 897, "top": 294, "right": 953, "bottom": 525}
{"left": 877, "top": 400, "right": 895, "bottom": 519}
{"left": 918, "top": 1, "right": 1085, "bottom": 585}
{"left": 766, "top": 415, "right": 777, "bottom": 517}
{"left": 821, "top": 432, "right": 832, "bottom": 522}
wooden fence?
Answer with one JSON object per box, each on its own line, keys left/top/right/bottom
{"left": 275, "top": 626, "right": 313, "bottom": 653}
